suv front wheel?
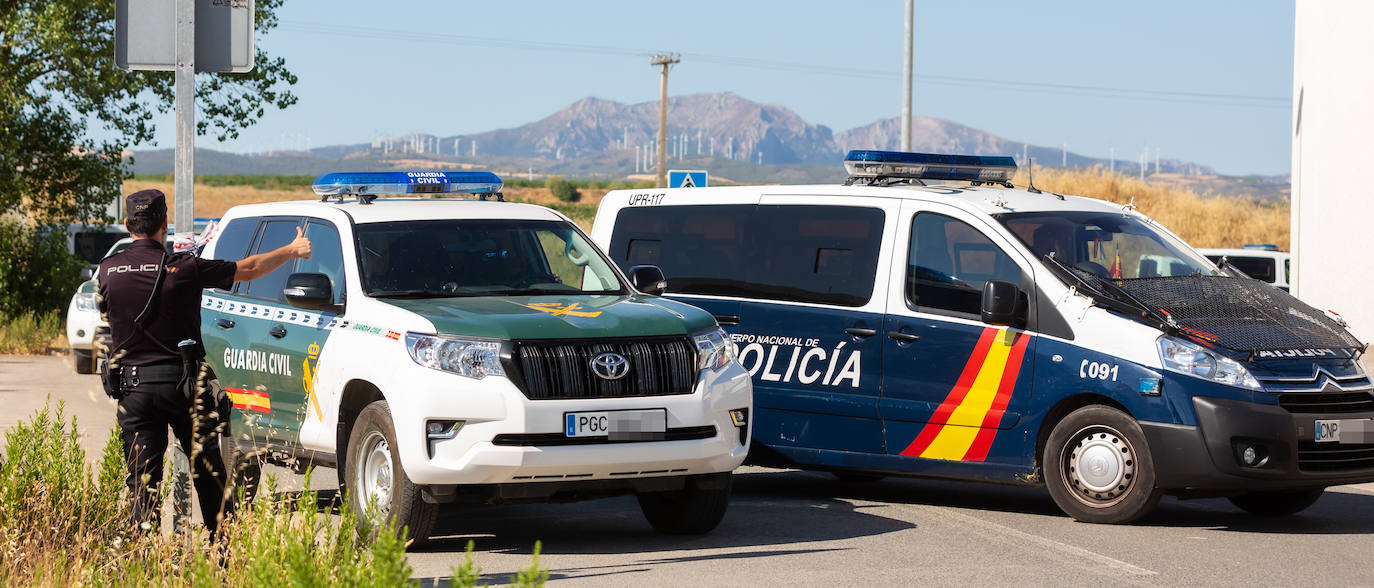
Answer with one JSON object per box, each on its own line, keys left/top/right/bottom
{"left": 637, "top": 472, "right": 732, "bottom": 534}
{"left": 345, "top": 401, "right": 438, "bottom": 549}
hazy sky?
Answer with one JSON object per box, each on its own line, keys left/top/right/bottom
{"left": 127, "top": 0, "right": 1296, "bottom": 176}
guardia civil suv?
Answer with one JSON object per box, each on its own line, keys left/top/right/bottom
{"left": 201, "top": 171, "right": 751, "bottom": 547}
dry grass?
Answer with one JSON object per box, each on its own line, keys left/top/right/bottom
{"left": 128, "top": 168, "right": 1289, "bottom": 249}
{"left": 1015, "top": 166, "right": 1289, "bottom": 249}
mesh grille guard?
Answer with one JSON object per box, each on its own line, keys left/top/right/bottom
{"left": 1064, "top": 269, "right": 1365, "bottom": 359}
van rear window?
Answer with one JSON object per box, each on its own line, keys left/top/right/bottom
{"left": 609, "top": 204, "right": 883, "bottom": 307}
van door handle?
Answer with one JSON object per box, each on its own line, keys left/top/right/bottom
{"left": 845, "top": 327, "right": 877, "bottom": 337}
{"left": 268, "top": 325, "right": 288, "bottom": 339}
{"left": 216, "top": 318, "right": 235, "bottom": 330}
{"left": 887, "top": 331, "right": 921, "bottom": 343}
{"left": 713, "top": 314, "right": 740, "bottom": 326}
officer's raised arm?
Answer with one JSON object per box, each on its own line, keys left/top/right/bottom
{"left": 233, "top": 225, "right": 312, "bottom": 282}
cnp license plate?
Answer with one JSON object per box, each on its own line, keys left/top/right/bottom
{"left": 565, "top": 409, "right": 666, "bottom": 440}
{"left": 1315, "top": 418, "right": 1372, "bottom": 443}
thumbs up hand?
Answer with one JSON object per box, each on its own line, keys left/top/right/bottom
{"left": 291, "top": 225, "right": 313, "bottom": 259}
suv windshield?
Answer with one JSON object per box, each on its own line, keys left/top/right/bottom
{"left": 357, "top": 219, "right": 624, "bottom": 297}
{"left": 996, "top": 211, "right": 1217, "bottom": 279}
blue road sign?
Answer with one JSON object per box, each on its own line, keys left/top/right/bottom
{"left": 668, "top": 170, "right": 708, "bottom": 188}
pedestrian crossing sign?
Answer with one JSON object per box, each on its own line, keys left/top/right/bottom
{"left": 668, "top": 170, "right": 708, "bottom": 188}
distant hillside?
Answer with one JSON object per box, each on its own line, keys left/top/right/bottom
{"left": 132, "top": 91, "right": 1256, "bottom": 187}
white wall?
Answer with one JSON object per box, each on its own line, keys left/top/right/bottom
{"left": 1292, "top": 0, "right": 1374, "bottom": 343}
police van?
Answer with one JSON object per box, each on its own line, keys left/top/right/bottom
{"left": 199, "top": 171, "right": 751, "bottom": 546}
{"left": 1198, "top": 245, "right": 1292, "bottom": 291}
{"left": 591, "top": 151, "right": 1373, "bottom": 523}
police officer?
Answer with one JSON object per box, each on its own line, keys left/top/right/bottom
{"left": 98, "top": 189, "right": 311, "bottom": 537}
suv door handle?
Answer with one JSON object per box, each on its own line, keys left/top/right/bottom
{"left": 887, "top": 331, "right": 921, "bottom": 343}
{"left": 216, "top": 318, "right": 235, "bottom": 329}
{"left": 268, "top": 325, "right": 288, "bottom": 339}
{"left": 845, "top": 327, "right": 877, "bottom": 337}
{"left": 713, "top": 314, "right": 740, "bottom": 326}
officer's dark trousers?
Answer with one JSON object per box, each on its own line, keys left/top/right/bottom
{"left": 117, "top": 377, "right": 230, "bottom": 537}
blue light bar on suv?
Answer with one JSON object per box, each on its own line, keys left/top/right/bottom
{"left": 311, "top": 171, "right": 503, "bottom": 197}
{"left": 843, "top": 150, "right": 1018, "bottom": 184}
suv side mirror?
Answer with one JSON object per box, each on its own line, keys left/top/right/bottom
{"left": 628, "top": 265, "right": 668, "bottom": 296}
{"left": 283, "top": 273, "right": 335, "bottom": 311}
{"left": 81, "top": 265, "right": 97, "bottom": 281}
{"left": 980, "top": 280, "right": 1024, "bottom": 326}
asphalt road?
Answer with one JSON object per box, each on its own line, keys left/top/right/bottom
{"left": 5, "top": 354, "right": 1374, "bottom": 586}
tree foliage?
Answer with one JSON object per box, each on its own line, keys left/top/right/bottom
{"left": 0, "top": 0, "right": 297, "bottom": 224}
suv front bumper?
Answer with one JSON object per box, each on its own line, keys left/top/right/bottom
{"left": 1142, "top": 396, "right": 1374, "bottom": 492}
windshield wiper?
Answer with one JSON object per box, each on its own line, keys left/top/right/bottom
{"left": 369, "top": 289, "right": 452, "bottom": 299}
{"left": 1040, "top": 253, "right": 1175, "bottom": 333}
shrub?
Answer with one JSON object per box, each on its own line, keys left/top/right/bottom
{"left": 546, "top": 176, "right": 582, "bottom": 203}
{"left": 0, "top": 310, "right": 62, "bottom": 354}
{"left": 0, "top": 217, "right": 86, "bottom": 317}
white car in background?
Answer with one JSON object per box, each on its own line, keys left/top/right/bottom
{"left": 1198, "top": 245, "right": 1291, "bottom": 291}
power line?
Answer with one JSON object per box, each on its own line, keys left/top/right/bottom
{"left": 278, "top": 20, "right": 1289, "bottom": 109}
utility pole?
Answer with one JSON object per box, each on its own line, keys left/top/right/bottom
{"left": 650, "top": 53, "right": 680, "bottom": 188}
{"left": 900, "top": 0, "right": 914, "bottom": 151}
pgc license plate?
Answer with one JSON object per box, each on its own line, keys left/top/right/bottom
{"left": 1315, "top": 419, "right": 1372, "bottom": 443}
{"left": 565, "top": 409, "right": 667, "bottom": 440}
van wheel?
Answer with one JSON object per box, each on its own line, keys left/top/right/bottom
{"left": 345, "top": 401, "right": 438, "bottom": 549}
{"left": 1228, "top": 488, "right": 1324, "bottom": 516}
{"left": 219, "top": 429, "right": 263, "bottom": 505}
{"left": 637, "top": 473, "right": 732, "bottom": 534}
{"left": 73, "top": 349, "right": 94, "bottom": 374}
{"left": 1044, "top": 406, "right": 1162, "bottom": 523}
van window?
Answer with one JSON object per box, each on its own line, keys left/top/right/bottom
{"left": 610, "top": 205, "right": 752, "bottom": 298}
{"left": 908, "top": 213, "right": 1024, "bottom": 315}
{"left": 609, "top": 204, "right": 884, "bottom": 307}
{"left": 244, "top": 220, "right": 301, "bottom": 301}
{"left": 208, "top": 218, "right": 258, "bottom": 263}
{"left": 1223, "top": 256, "right": 1277, "bottom": 283}
{"left": 752, "top": 205, "right": 884, "bottom": 307}
{"left": 294, "top": 221, "right": 346, "bottom": 304}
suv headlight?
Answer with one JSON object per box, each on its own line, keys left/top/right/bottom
{"left": 74, "top": 292, "right": 97, "bottom": 312}
{"left": 404, "top": 333, "right": 505, "bottom": 379}
{"left": 694, "top": 327, "right": 738, "bottom": 371}
{"left": 1157, "top": 335, "right": 1261, "bottom": 390}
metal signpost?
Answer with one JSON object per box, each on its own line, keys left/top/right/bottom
{"left": 116, "top": 0, "right": 254, "bottom": 235}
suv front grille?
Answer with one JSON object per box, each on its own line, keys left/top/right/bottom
{"left": 512, "top": 336, "right": 697, "bottom": 400}
{"left": 1298, "top": 442, "right": 1374, "bottom": 472}
{"left": 1277, "top": 392, "right": 1374, "bottom": 414}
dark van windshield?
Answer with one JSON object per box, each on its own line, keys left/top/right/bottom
{"left": 996, "top": 211, "right": 1217, "bottom": 279}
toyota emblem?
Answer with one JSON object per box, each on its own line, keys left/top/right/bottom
{"left": 590, "top": 352, "right": 630, "bottom": 380}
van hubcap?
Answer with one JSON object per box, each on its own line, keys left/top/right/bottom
{"left": 1062, "top": 425, "right": 1135, "bottom": 507}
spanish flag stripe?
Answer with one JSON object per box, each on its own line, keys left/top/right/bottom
{"left": 226, "top": 387, "right": 271, "bottom": 414}
{"left": 916, "top": 332, "right": 1017, "bottom": 459}
{"left": 900, "top": 328, "right": 998, "bottom": 456}
{"left": 962, "top": 334, "right": 1031, "bottom": 462}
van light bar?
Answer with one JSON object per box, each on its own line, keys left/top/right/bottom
{"left": 843, "top": 150, "right": 1018, "bottom": 184}
{"left": 311, "top": 171, "right": 503, "bottom": 197}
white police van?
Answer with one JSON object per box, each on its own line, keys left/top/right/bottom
{"left": 1198, "top": 245, "right": 1292, "bottom": 291}
{"left": 591, "top": 151, "right": 1373, "bottom": 523}
{"left": 200, "top": 171, "right": 751, "bottom": 546}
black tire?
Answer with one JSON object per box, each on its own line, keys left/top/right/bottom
{"left": 219, "top": 426, "right": 263, "bottom": 506}
{"left": 73, "top": 348, "right": 94, "bottom": 374}
{"left": 832, "top": 471, "right": 886, "bottom": 483}
{"left": 637, "top": 473, "right": 732, "bottom": 534}
{"left": 1228, "top": 488, "right": 1325, "bottom": 516}
{"left": 345, "top": 401, "right": 438, "bottom": 549}
{"left": 1044, "top": 406, "right": 1163, "bottom": 524}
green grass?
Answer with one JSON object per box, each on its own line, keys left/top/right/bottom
{"left": 131, "top": 174, "right": 317, "bottom": 190}
{"left": 0, "top": 311, "right": 61, "bottom": 354}
{"left": 0, "top": 402, "right": 549, "bottom": 586}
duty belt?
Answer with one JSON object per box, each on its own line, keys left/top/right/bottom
{"left": 119, "top": 363, "right": 184, "bottom": 388}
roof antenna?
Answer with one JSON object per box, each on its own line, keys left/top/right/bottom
{"left": 1026, "top": 157, "right": 1042, "bottom": 194}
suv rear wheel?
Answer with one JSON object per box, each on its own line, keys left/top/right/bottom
{"left": 73, "top": 348, "right": 94, "bottom": 374}
{"left": 1044, "top": 406, "right": 1163, "bottom": 524}
{"left": 1228, "top": 488, "right": 1325, "bottom": 516}
{"left": 345, "top": 401, "right": 438, "bottom": 549}
{"left": 637, "top": 473, "right": 732, "bottom": 534}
